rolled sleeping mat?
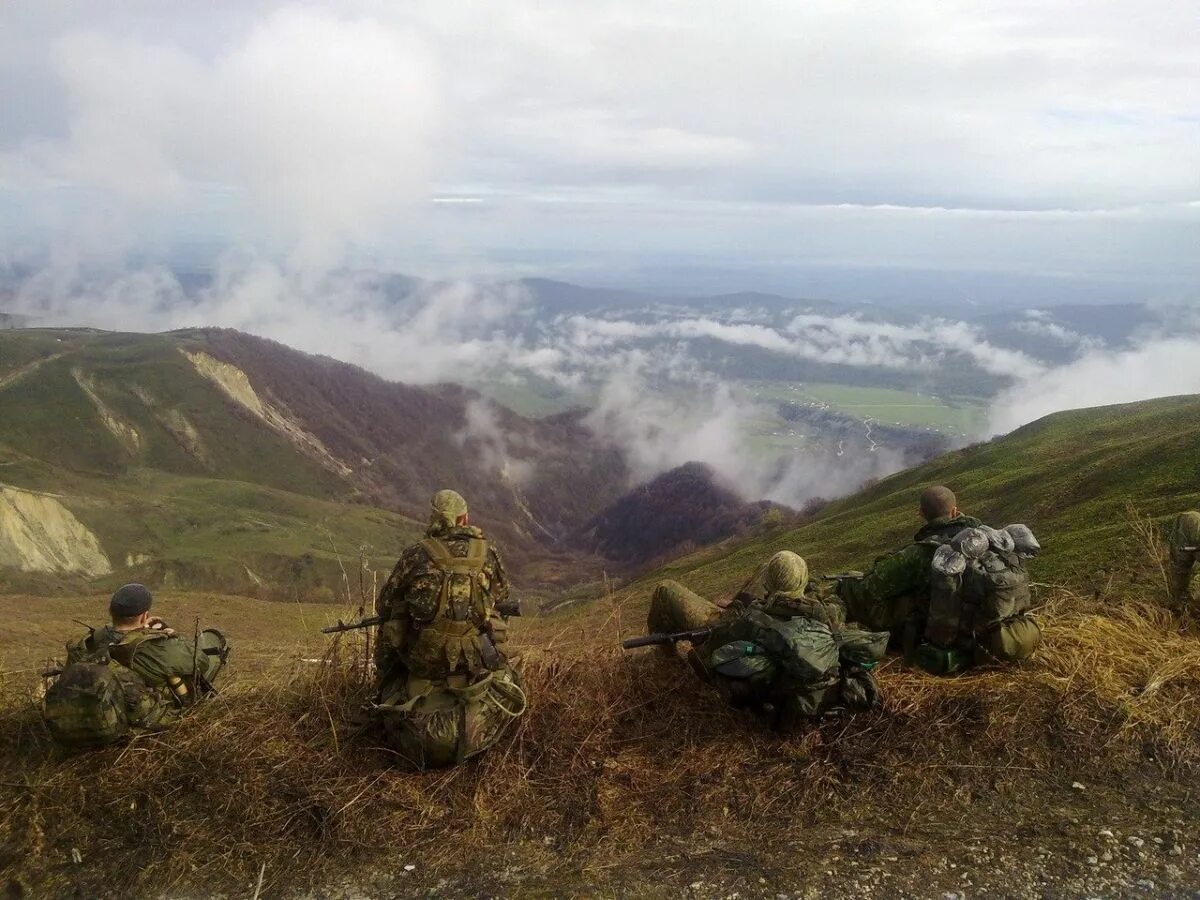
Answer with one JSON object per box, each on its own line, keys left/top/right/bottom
{"left": 932, "top": 543, "right": 967, "bottom": 575}
{"left": 979, "top": 525, "right": 1016, "bottom": 554}
{"left": 951, "top": 527, "right": 990, "bottom": 559}
{"left": 1004, "top": 523, "right": 1041, "bottom": 557}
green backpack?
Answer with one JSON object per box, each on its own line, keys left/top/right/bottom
{"left": 43, "top": 662, "right": 143, "bottom": 749}
{"left": 702, "top": 608, "right": 885, "bottom": 719}
{"left": 926, "top": 525, "right": 1041, "bottom": 665}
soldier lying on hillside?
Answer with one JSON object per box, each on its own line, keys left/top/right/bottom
{"left": 44, "top": 584, "right": 229, "bottom": 748}
{"left": 833, "top": 485, "right": 1042, "bottom": 674}
{"left": 1168, "top": 510, "right": 1199, "bottom": 614}
{"left": 372, "top": 489, "right": 525, "bottom": 769}
{"left": 642, "top": 551, "right": 888, "bottom": 725}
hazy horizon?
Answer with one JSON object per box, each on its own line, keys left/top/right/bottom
{"left": 1, "top": 1, "right": 1196, "bottom": 308}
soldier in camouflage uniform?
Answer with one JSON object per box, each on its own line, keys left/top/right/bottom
{"left": 1168, "top": 510, "right": 1200, "bottom": 614}
{"left": 372, "top": 490, "right": 525, "bottom": 769}
{"left": 646, "top": 551, "right": 887, "bottom": 724}
{"left": 834, "top": 485, "right": 982, "bottom": 635}
{"left": 51, "top": 584, "right": 229, "bottom": 742}
{"left": 835, "top": 486, "right": 1042, "bottom": 673}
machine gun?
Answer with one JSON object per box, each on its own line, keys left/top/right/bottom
{"left": 621, "top": 627, "right": 713, "bottom": 651}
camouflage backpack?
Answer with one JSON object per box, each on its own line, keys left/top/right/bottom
{"left": 702, "top": 608, "right": 886, "bottom": 718}
{"left": 43, "top": 661, "right": 146, "bottom": 749}
{"left": 44, "top": 630, "right": 169, "bottom": 749}
{"left": 927, "top": 525, "right": 1042, "bottom": 666}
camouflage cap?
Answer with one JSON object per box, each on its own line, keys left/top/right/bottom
{"left": 763, "top": 550, "right": 809, "bottom": 598}
{"left": 428, "top": 489, "right": 469, "bottom": 533}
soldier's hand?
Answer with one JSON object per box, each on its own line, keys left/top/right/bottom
{"left": 146, "top": 617, "right": 177, "bottom": 636}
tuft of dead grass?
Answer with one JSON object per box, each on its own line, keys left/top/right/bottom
{"left": 0, "top": 589, "right": 1198, "bottom": 898}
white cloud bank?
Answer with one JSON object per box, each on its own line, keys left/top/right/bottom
{"left": 987, "top": 336, "right": 1200, "bottom": 434}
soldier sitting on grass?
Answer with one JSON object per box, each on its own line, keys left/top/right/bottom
{"left": 44, "top": 584, "right": 228, "bottom": 748}
{"left": 834, "top": 485, "right": 1042, "bottom": 674}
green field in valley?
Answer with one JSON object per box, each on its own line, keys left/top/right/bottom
{"left": 747, "top": 380, "right": 989, "bottom": 435}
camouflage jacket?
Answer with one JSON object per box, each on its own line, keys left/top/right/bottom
{"left": 374, "top": 525, "right": 511, "bottom": 682}
{"left": 734, "top": 590, "right": 846, "bottom": 631}
{"left": 836, "top": 514, "right": 983, "bottom": 632}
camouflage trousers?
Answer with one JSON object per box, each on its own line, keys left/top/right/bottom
{"left": 375, "top": 667, "right": 526, "bottom": 770}
{"left": 647, "top": 580, "right": 726, "bottom": 636}
{"left": 1168, "top": 511, "right": 1200, "bottom": 612}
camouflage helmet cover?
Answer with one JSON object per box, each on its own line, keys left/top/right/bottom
{"left": 429, "top": 489, "right": 469, "bottom": 532}
{"left": 763, "top": 550, "right": 809, "bottom": 598}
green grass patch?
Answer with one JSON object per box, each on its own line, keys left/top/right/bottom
{"left": 746, "top": 379, "right": 987, "bottom": 434}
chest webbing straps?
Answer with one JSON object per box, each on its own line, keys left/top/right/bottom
{"left": 420, "top": 537, "right": 491, "bottom": 621}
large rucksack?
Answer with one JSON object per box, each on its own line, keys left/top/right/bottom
{"left": 702, "top": 607, "right": 887, "bottom": 719}
{"left": 43, "top": 661, "right": 147, "bottom": 749}
{"left": 45, "top": 628, "right": 179, "bottom": 748}
{"left": 927, "top": 524, "right": 1042, "bottom": 665}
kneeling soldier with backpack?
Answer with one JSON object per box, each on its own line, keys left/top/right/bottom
{"left": 43, "top": 584, "right": 229, "bottom": 749}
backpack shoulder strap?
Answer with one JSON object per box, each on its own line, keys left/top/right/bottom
{"left": 109, "top": 630, "right": 167, "bottom": 669}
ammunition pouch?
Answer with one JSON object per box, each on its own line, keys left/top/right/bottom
{"left": 407, "top": 617, "right": 500, "bottom": 678}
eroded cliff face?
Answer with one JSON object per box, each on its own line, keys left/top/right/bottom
{"left": 182, "top": 350, "right": 352, "bottom": 477}
{"left": 0, "top": 485, "right": 111, "bottom": 576}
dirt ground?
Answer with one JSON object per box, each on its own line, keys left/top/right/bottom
{"left": 162, "top": 776, "right": 1198, "bottom": 900}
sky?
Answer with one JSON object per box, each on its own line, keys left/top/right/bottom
{"left": 1, "top": 0, "right": 1197, "bottom": 303}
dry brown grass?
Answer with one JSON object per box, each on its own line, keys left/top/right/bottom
{"left": 1123, "top": 499, "right": 1173, "bottom": 602}
{"left": 0, "top": 583, "right": 1198, "bottom": 898}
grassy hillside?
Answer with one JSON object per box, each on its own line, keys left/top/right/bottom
{"left": 631, "top": 394, "right": 1200, "bottom": 608}
{"left": 0, "top": 330, "right": 427, "bottom": 595}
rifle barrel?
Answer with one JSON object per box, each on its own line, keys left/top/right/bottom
{"left": 621, "top": 634, "right": 670, "bottom": 650}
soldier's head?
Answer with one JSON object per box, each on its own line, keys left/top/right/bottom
{"left": 918, "top": 485, "right": 958, "bottom": 522}
{"left": 428, "top": 489, "right": 469, "bottom": 535}
{"left": 763, "top": 550, "right": 809, "bottom": 599}
{"left": 109, "top": 583, "right": 153, "bottom": 629}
